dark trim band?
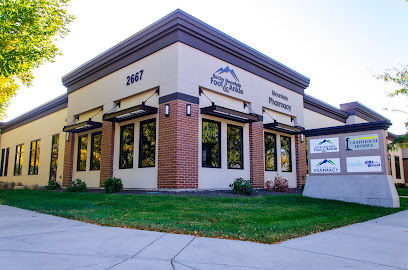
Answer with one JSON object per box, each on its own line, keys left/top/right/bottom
{"left": 302, "top": 121, "right": 391, "bottom": 137}
{"left": 159, "top": 92, "right": 199, "bottom": 104}
{"left": 340, "top": 102, "right": 391, "bottom": 124}
{"left": 303, "top": 95, "right": 348, "bottom": 123}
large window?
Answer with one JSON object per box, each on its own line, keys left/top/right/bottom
{"left": 395, "top": 156, "right": 401, "bottom": 179}
{"left": 280, "top": 136, "right": 292, "bottom": 172}
{"left": 29, "top": 140, "right": 41, "bottom": 175}
{"left": 14, "top": 144, "right": 24, "bottom": 176}
{"left": 0, "top": 149, "right": 5, "bottom": 177}
{"left": 264, "top": 132, "right": 277, "bottom": 171}
{"left": 227, "top": 124, "right": 243, "bottom": 169}
{"left": 77, "top": 135, "right": 88, "bottom": 171}
{"left": 120, "top": 124, "right": 134, "bottom": 169}
{"left": 90, "top": 132, "right": 102, "bottom": 170}
{"left": 49, "top": 134, "right": 59, "bottom": 180}
{"left": 139, "top": 119, "right": 156, "bottom": 167}
{"left": 202, "top": 119, "right": 221, "bottom": 168}
{"left": 4, "top": 148, "right": 9, "bottom": 176}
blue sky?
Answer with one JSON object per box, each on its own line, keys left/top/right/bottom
{"left": 6, "top": 0, "right": 408, "bottom": 133}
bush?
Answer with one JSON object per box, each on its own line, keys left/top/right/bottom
{"left": 45, "top": 180, "right": 61, "bottom": 190}
{"left": 104, "top": 177, "right": 123, "bottom": 194}
{"left": 16, "top": 182, "right": 23, "bottom": 186}
{"left": 1, "top": 182, "right": 9, "bottom": 189}
{"left": 265, "top": 175, "right": 289, "bottom": 192}
{"left": 395, "top": 183, "right": 407, "bottom": 189}
{"left": 9, "top": 182, "right": 16, "bottom": 189}
{"left": 66, "top": 179, "right": 87, "bottom": 193}
{"left": 229, "top": 178, "right": 253, "bottom": 195}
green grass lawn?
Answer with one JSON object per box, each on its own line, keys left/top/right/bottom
{"left": 398, "top": 188, "right": 408, "bottom": 196}
{"left": 1, "top": 190, "right": 406, "bottom": 244}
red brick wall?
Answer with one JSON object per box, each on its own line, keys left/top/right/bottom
{"left": 249, "top": 121, "right": 264, "bottom": 188}
{"left": 404, "top": 158, "right": 408, "bottom": 184}
{"left": 62, "top": 133, "right": 75, "bottom": 186}
{"left": 100, "top": 121, "right": 115, "bottom": 186}
{"left": 295, "top": 134, "right": 307, "bottom": 187}
{"left": 158, "top": 100, "right": 198, "bottom": 189}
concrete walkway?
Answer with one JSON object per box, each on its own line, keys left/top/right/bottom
{"left": 0, "top": 205, "right": 407, "bottom": 270}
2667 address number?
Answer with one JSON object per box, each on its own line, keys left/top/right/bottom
{"left": 126, "top": 70, "right": 144, "bottom": 85}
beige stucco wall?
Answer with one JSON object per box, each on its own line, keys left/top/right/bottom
{"left": 346, "top": 115, "right": 369, "bottom": 125}
{"left": 0, "top": 108, "right": 67, "bottom": 186}
{"left": 303, "top": 108, "right": 345, "bottom": 130}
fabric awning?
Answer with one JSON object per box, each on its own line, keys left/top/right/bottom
{"left": 264, "top": 121, "right": 304, "bottom": 135}
{"left": 63, "top": 120, "right": 102, "bottom": 133}
{"left": 103, "top": 104, "right": 157, "bottom": 123}
{"left": 201, "top": 105, "right": 260, "bottom": 123}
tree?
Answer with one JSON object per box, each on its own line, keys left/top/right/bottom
{"left": 376, "top": 65, "right": 408, "bottom": 150}
{"left": 0, "top": 0, "right": 74, "bottom": 119}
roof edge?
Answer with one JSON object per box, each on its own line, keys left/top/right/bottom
{"left": 340, "top": 102, "right": 391, "bottom": 124}
{"left": 303, "top": 94, "right": 349, "bottom": 123}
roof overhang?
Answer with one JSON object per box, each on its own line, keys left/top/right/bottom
{"left": 264, "top": 121, "right": 304, "bottom": 135}
{"left": 302, "top": 121, "right": 391, "bottom": 137}
{"left": 201, "top": 105, "right": 260, "bottom": 123}
{"left": 103, "top": 104, "right": 157, "bottom": 122}
{"left": 63, "top": 120, "right": 102, "bottom": 133}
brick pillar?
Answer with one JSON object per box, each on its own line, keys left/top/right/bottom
{"left": 100, "top": 121, "right": 115, "bottom": 186}
{"left": 62, "top": 132, "right": 75, "bottom": 186}
{"left": 158, "top": 100, "right": 199, "bottom": 189}
{"left": 249, "top": 121, "right": 264, "bottom": 188}
{"left": 295, "top": 134, "right": 307, "bottom": 188}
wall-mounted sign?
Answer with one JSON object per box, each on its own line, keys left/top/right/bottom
{"left": 310, "top": 137, "right": 339, "bottom": 153}
{"left": 345, "top": 134, "right": 379, "bottom": 151}
{"left": 268, "top": 90, "right": 291, "bottom": 112}
{"left": 210, "top": 66, "right": 244, "bottom": 95}
{"left": 311, "top": 158, "right": 340, "bottom": 173}
{"left": 346, "top": 156, "right": 382, "bottom": 173}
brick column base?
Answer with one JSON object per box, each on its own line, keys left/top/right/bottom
{"left": 62, "top": 132, "right": 75, "bottom": 186}
{"left": 249, "top": 121, "right": 264, "bottom": 188}
{"left": 100, "top": 121, "right": 115, "bottom": 186}
{"left": 295, "top": 134, "right": 307, "bottom": 188}
{"left": 158, "top": 100, "right": 198, "bottom": 189}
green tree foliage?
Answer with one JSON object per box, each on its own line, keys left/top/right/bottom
{"left": 376, "top": 65, "right": 408, "bottom": 150}
{"left": 0, "top": 0, "right": 74, "bottom": 118}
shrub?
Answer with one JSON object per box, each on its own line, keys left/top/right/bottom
{"left": 229, "top": 178, "right": 253, "bottom": 195}
{"left": 104, "top": 177, "right": 123, "bottom": 194}
{"left": 45, "top": 180, "right": 61, "bottom": 190}
{"left": 1, "top": 182, "right": 9, "bottom": 189}
{"left": 395, "top": 183, "right": 407, "bottom": 189}
{"left": 265, "top": 175, "right": 289, "bottom": 192}
{"left": 9, "top": 182, "right": 16, "bottom": 189}
{"left": 66, "top": 179, "right": 87, "bottom": 193}
{"left": 16, "top": 182, "right": 23, "bottom": 186}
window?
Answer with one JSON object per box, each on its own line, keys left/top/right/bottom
{"left": 4, "top": 148, "right": 9, "bottom": 176}
{"left": 14, "top": 144, "right": 24, "bottom": 176}
{"left": 29, "top": 140, "right": 41, "bottom": 175}
{"left": 77, "top": 135, "right": 88, "bottom": 171}
{"left": 281, "top": 136, "right": 292, "bottom": 172}
{"left": 139, "top": 119, "right": 156, "bottom": 167}
{"left": 202, "top": 119, "right": 221, "bottom": 168}
{"left": 49, "top": 134, "right": 59, "bottom": 180}
{"left": 90, "top": 132, "right": 102, "bottom": 170}
{"left": 264, "top": 132, "right": 277, "bottom": 171}
{"left": 0, "top": 149, "right": 4, "bottom": 177}
{"left": 227, "top": 124, "right": 243, "bottom": 169}
{"left": 120, "top": 124, "right": 134, "bottom": 169}
{"left": 395, "top": 156, "right": 401, "bottom": 179}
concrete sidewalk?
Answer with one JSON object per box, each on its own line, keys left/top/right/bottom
{"left": 0, "top": 205, "right": 407, "bottom": 270}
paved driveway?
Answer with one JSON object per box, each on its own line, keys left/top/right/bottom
{"left": 0, "top": 204, "right": 407, "bottom": 269}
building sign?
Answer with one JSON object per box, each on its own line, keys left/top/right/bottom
{"left": 345, "top": 134, "right": 379, "bottom": 151}
{"left": 310, "top": 137, "right": 339, "bottom": 153}
{"left": 210, "top": 66, "right": 243, "bottom": 95}
{"left": 268, "top": 90, "right": 291, "bottom": 112}
{"left": 346, "top": 156, "right": 382, "bottom": 173}
{"left": 311, "top": 158, "right": 340, "bottom": 173}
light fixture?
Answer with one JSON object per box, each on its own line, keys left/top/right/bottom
{"left": 65, "top": 132, "right": 70, "bottom": 142}
{"left": 165, "top": 104, "right": 170, "bottom": 116}
{"left": 301, "top": 134, "right": 305, "bottom": 142}
{"left": 186, "top": 104, "right": 191, "bottom": 116}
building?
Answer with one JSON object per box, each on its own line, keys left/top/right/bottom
{"left": 0, "top": 10, "right": 405, "bottom": 189}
